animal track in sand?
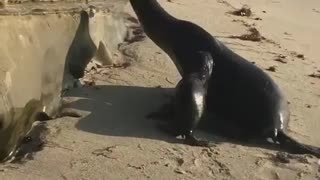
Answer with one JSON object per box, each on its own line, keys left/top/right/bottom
{"left": 91, "top": 145, "right": 121, "bottom": 160}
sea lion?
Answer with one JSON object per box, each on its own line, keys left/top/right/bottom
{"left": 169, "top": 51, "right": 213, "bottom": 146}
{"left": 129, "top": 0, "right": 320, "bottom": 157}
{"left": 130, "top": 0, "right": 217, "bottom": 145}
{"left": 67, "top": 10, "right": 97, "bottom": 79}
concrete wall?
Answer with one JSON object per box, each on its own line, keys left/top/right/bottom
{"left": 0, "top": 1, "right": 129, "bottom": 161}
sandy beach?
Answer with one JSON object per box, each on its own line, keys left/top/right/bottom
{"left": 1, "top": 0, "right": 319, "bottom": 179}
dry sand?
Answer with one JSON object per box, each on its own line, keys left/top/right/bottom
{"left": 1, "top": 0, "right": 320, "bottom": 179}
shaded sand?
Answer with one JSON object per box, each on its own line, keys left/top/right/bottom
{"left": 1, "top": 0, "right": 319, "bottom": 179}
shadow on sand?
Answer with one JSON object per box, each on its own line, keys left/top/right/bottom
{"left": 65, "top": 85, "right": 182, "bottom": 144}
{"left": 64, "top": 84, "right": 291, "bottom": 154}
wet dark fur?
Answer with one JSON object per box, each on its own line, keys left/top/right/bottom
{"left": 130, "top": 0, "right": 320, "bottom": 157}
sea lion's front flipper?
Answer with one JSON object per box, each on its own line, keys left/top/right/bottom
{"left": 174, "top": 85, "right": 209, "bottom": 145}
{"left": 171, "top": 51, "right": 215, "bottom": 147}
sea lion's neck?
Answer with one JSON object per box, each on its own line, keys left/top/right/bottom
{"left": 79, "top": 11, "right": 89, "bottom": 29}
{"left": 129, "top": 0, "right": 176, "bottom": 28}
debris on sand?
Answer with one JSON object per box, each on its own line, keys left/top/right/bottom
{"left": 305, "top": 104, "right": 312, "bottom": 108}
{"left": 82, "top": 78, "right": 96, "bottom": 86}
{"left": 274, "top": 54, "right": 287, "bottom": 64}
{"left": 284, "top": 32, "right": 291, "bottom": 36}
{"left": 308, "top": 73, "right": 320, "bottom": 79}
{"left": 92, "top": 146, "right": 118, "bottom": 159}
{"left": 266, "top": 66, "right": 277, "bottom": 72}
{"left": 127, "top": 163, "right": 145, "bottom": 170}
{"left": 174, "top": 168, "right": 187, "bottom": 175}
{"left": 312, "top": 8, "right": 320, "bottom": 14}
{"left": 124, "top": 26, "right": 146, "bottom": 44}
{"left": 291, "top": 52, "right": 305, "bottom": 60}
{"left": 165, "top": 77, "right": 174, "bottom": 84}
{"left": 230, "top": 5, "right": 252, "bottom": 17}
{"left": 296, "top": 54, "right": 305, "bottom": 59}
{"left": 230, "top": 27, "right": 265, "bottom": 42}
{"left": 275, "top": 152, "right": 291, "bottom": 163}
{"left": 274, "top": 59, "right": 287, "bottom": 64}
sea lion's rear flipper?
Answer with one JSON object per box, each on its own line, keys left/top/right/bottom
{"left": 276, "top": 131, "right": 320, "bottom": 158}
{"left": 184, "top": 134, "right": 212, "bottom": 147}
